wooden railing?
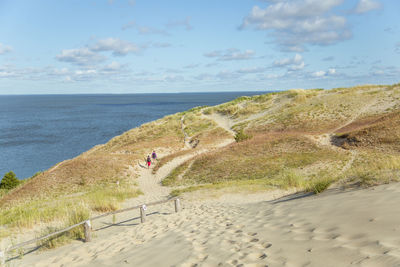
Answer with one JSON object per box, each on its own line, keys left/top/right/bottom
{"left": 0, "top": 197, "right": 181, "bottom": 265}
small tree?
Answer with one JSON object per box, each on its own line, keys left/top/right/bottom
{"left": 0, "top": 171, "right": 20, "bottom": 190}
{"left": 234, "top": 129, "right": 252, "bottom": 142}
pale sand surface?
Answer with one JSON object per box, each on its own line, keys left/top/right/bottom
{"left": 11, "top": 182, "right": 400, "bottom": 267}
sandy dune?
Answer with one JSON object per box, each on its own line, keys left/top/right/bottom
{"left": 8, "top": 105, "right": 400, "bottom": 266}
{"left": 12, "top": 182, "right": 400, "bottom": 267}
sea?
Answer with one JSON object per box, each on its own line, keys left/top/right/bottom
{"left": 0, "top": 92, "right": 266, "bottom": 179}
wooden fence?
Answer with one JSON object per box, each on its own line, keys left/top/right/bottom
{"left": 0, "top": 197, "right": 181, "bottom": 265}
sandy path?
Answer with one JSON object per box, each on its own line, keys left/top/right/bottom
{"left": 15, "top": 183, "right": 400, "bottom": 267}
{"left": 202, "top": 113, "right": 236, "bottom": 136}
{"left": 180, "top": 115, "right": 192, "bottom": 149}
{"left": 131, "top": 112, "right": 236, "bottom": 204}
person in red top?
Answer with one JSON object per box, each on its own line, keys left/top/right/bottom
{"left": 146, "top": 155, "right": 151, "bottom": 169}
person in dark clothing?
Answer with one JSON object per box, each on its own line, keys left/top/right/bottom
{"left": 146, "top": 155, "right": 151, "bottom": 169}
{"left": 151, "top": 150, "right": 157, "bottom": 161}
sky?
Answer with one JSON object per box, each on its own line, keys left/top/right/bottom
{"left": 0, "top": 0, "right": 399, "bottom": 94}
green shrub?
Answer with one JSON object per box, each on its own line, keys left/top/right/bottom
{"left": 307, "top": 178, "right": 333, "bottom": 194}
{"left": 0, "top": 171, "right": 20, "bottom": 190}
{"left": 234, "top": 129, "right": 252, "bottom": 142}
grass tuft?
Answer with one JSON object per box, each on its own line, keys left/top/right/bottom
{"left": 37, "top": 206, "right": 90, "bottom": 249}
{"left": 306, "top": 178, "right": 333, "bottom": 194}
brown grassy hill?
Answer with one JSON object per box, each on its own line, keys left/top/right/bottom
{"left": 335, "top": 111, "right": 400, "bottom": 152}
{"left": 163, "top": 84, "right": 400, "bottom": 195}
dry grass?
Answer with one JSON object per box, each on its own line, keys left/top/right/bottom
{"left": 0, "top": 181, "right": 141, "bottom": 236}
{"left": 2, "top": 82, "right": 400, "bottom": 242}
{"left": 343, "top": 151, "right": 400, "bottom": 186}
{"left": 164, "top": 133, "right": 348, "bottom": 192}
{"left": 37, "top": 208, "right": 90, "bottom": 250}
{"left": 335, "top": 111, "right": 400, "bottom": 152}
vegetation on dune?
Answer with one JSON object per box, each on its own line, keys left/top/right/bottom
{"left": 163, "top": 83, "right": 400, "bottom": 196}
{"left": 344, "top": 152, "right": 400, "bottom": 186}
{"left": 0, "top": 171, "right": 20, "bottom": 190}
{"left": 0, "top": 181, "right": 141, "bottom": 229}
{"left": 183, "top": 113, "right": 216, "bottom": 137}
{"left": 1, "top": 82, "right": 400, "bottom": 244}
{"left": 335, "top": 111, "right": 400, "bottom": 152}
{"left": 234, "top": 129, "right": 252, "bottom": 142}
{"left": 164, "top": 133, "right": 349, "bottom": 193}
{"left": 37, "top": 208, "right": 90, "bottom": 250}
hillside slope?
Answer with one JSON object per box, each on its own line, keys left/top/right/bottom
{"left": 1, "top": 83, "right": 400, "bottom": 239}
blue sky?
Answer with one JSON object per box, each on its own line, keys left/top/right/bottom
{"left": 0, "top": 0, "right": 399, "bottom": 94}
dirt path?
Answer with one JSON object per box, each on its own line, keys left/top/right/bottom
{"left": 180, "top": 115, "right": 192, "bottom": 149}
{"left": 123, "top": 113, "right": 236, "bottom": 206}
{"left": 202, "top": 113, "right": 236, "bottom": 136}
{"left": 306, "top": 100, "right": 379, "bottom": 177}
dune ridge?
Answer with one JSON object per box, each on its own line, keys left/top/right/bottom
{"left": 2, "top": 83, "right": 400, "bottom": 266}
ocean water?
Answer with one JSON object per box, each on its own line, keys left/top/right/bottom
{"left": 0, "top": 92, "right": 265, "bottom": 179}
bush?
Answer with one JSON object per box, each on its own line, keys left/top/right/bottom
{"left": 0, "top": 171, "right": 20, "bottom": 190}
{"left": 307, "top": 178, "right": 333, "bottom": 194}
{"left": 234, "top": 129, "right": 252, "bottom": 142}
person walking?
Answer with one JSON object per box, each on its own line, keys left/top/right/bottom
{"left": 151, "top": 150, "right": 157, "bottom": 161}
{"left": 146, "top": 155, "right": 152, "bottom": 169}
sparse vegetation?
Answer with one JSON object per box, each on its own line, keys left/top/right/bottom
{"left": 0, "top": 181, "right": 141, "bottom": 236}
{"left": 2, "top": 82, "right": 400, "bottom": 248}
{"left": 37, "top": 207, "right": 90, "bottom": 249}
{"left": 306, "top": 178, "right": 334, "bottom": 194}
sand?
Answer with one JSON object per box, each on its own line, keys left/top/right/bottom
{"left": 8, "top": 182, "right": 400, "bottom": 267}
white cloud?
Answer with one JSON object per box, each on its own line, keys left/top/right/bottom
{"left": 241, "top": 0, "right": 351, "bottom": 51}
{"left": 311, "top": 68, "right": 337, "bottom": 78}
{"left": 92, "top": 38, "right": 141, "bottom": 56}
{"left": 0, "top": 61, "right": 131, "bottom": 82}
{"left": 273, "top": 53, "right": 305, "bottom": 70}
{"left": 312, "top": 70, "right": 326, "bottom": 77}
{"left": 204, "top": 48, "right": 255, "bottom": 61}
{"left": 289, "top": 61, "right": 305, "bottom": 71}
{"left": 266, "top": 73, "right": 283, "bottom": 79}
{"left": 354, "top": 0, "right": 382, "bottom": 14}
{"left": 56, "top": 48, "right": 105, "bottom": 66}
{"left": 373, "top": 70, "right": 384, "bottom": 75}
{"left": 0, "top": 43, "right": 13, "bottom": 55}
{"left": 0, "top": 71, "right": 15, "bottom": 78}
{"left": 328, "top": 68, "right": 336, "bottom": 75}
{"left": 75, "top": 69, "right": 96, "bottom": 75}
{"left": 102, "top": 61, "right": 122, "bottom": 72}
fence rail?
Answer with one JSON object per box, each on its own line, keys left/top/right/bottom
{"left": 0, "top": 197, "right": 181, "bottom": 265}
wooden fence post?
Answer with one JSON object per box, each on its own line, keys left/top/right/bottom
{"left": 140, "top": 205, "right": 146, "bottom": 223}
{"left": 84, "top": 220, "right": 92, "bottom": 242}
{"left": 0, "top": 250, "right": 5, "bottom": 266}
{"left": 174, "top": 198, "right": 180, "bottom": 213}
